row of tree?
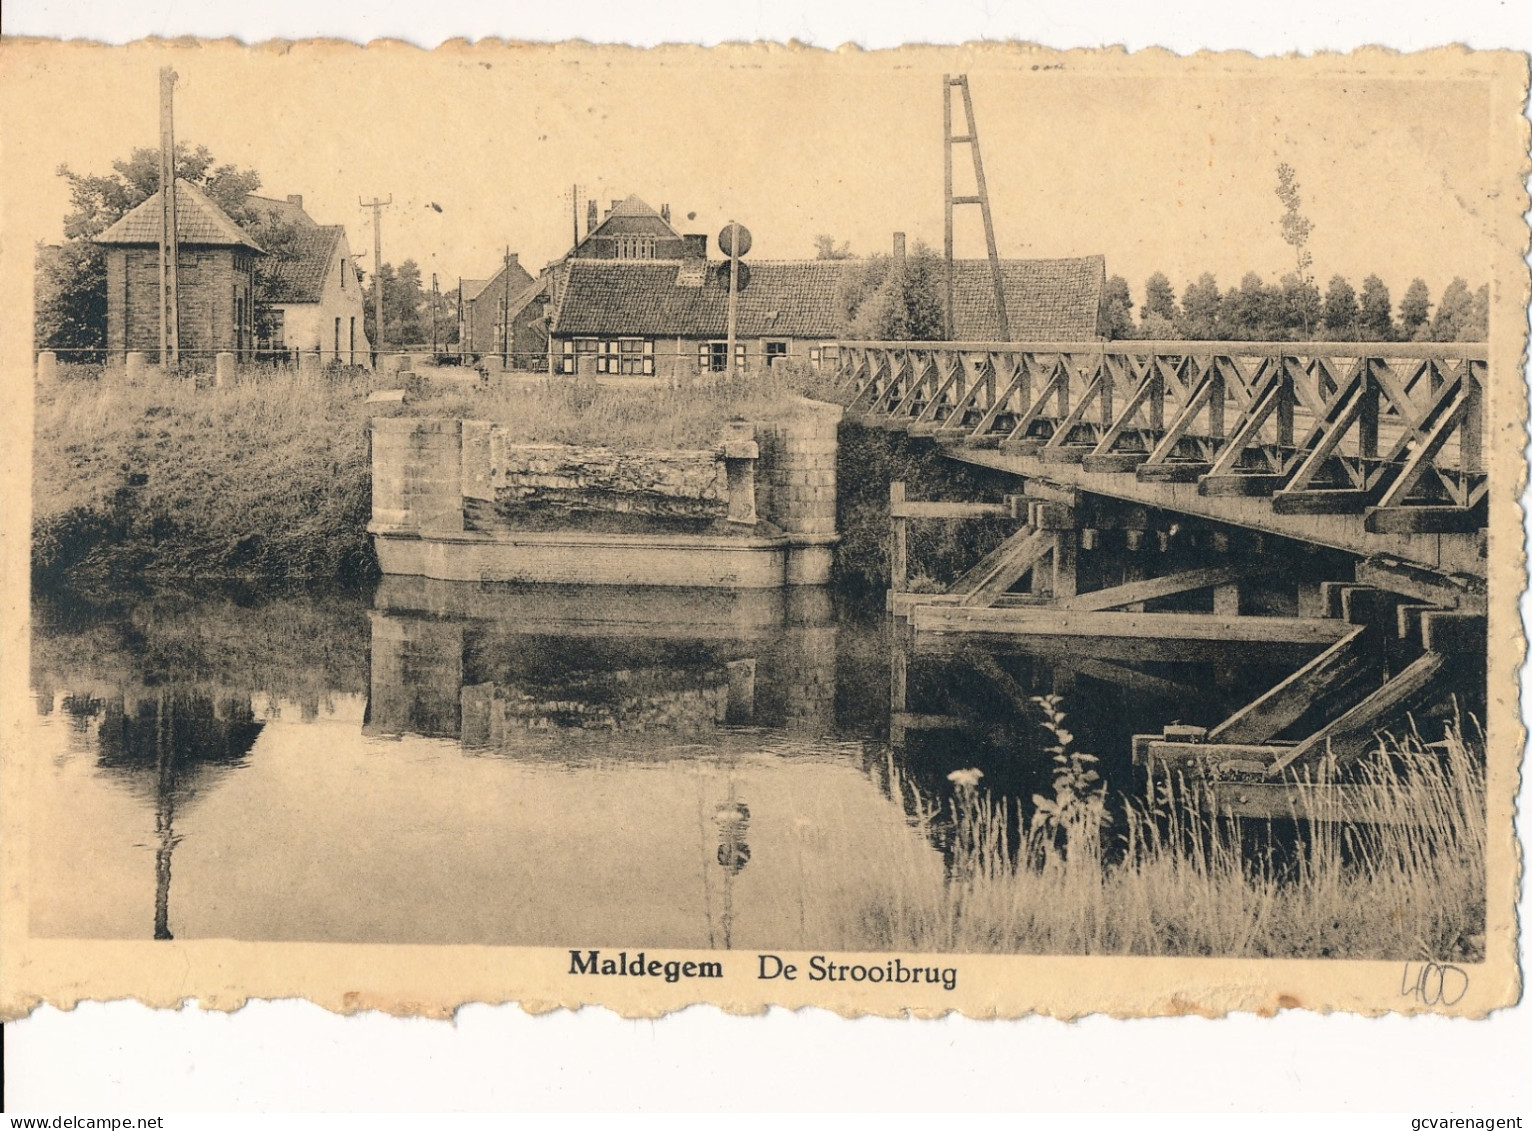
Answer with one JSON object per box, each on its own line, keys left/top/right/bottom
{"left": 1098, "top": 270, "right": 1488, "bottom": 343}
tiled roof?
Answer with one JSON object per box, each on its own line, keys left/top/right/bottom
{"left": 586, "top": 195, "right": 682, "bottom": 241}
{"left": 94, "top": 179, "right": 263, "bottom": 251}
{"left": 506, "top": 276, "right": 549, "bottom": 321}
{"left": 950, "top": 256, "right": 1105, "bottom": 341}
{"left": 550, "top": 259, "right": 849, "bottom": 339}
{"left": 243, "top": 194, "right": 319, "bottom": 229}
{"left": 260, "top": 225, "right": 344, "bottom": 304}
{"left": 549, "top": 255, "right": 1106, "bottom": 341}
{"left": 465, "top": 259, "right": 535, "bottom": 305}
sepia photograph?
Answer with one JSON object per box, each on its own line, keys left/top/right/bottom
{"left": 0, "top": 34, "right": 1525, "bottom": 1031}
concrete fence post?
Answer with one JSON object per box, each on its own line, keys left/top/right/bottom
{"left": 299, "top": 349, "right": 322, "bottom": 375}
{"left": 125, "top": 351, "right": 146, "bottom": 381}
{"left": 215, "top": 352, "right": 236, "bottom": 387}
{"left": 36, "top": 351, "right": 57, "bottom": 381}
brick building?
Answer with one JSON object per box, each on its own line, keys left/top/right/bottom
{"left": 573, "top": 194, "right": 705, "bottom": 261}
{"left": 94, "top": 179, "right": 263, "bottom": 362}
{"left": 457, "top": 255, "right": 536, "bottom": 360}
{"left": 544, "top": 254, "right": 1106, "bottom": 378}
{"left": 244, "top": 193, "right": 372, "bottom": 368}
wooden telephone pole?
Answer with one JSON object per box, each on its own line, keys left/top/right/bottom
{"left": 360, "top": 195, "right": 392, "bottom": 354}
{"left": 430, "top": 272, "right": 441, "bottom": 355}
{"left": 943, "top": 74, "right": 1009, "bottom": 341}
{"left": 502, "top": 246, "right": 512, "bottom": 366}
{"left": 158, "top": 67, "right": 181, "bottom": 368}
{"left": 725, "top": 221, "right": 740, "bottom": 370}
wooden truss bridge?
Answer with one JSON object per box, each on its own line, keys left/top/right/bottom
{"left": 831, "top": 339, "right": 1489, "bottom": 810}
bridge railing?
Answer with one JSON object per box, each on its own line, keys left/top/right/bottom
{"left": 829, "top": 339, "right": 1488, "bottom": 534}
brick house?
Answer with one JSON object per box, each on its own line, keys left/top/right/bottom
{"left": 544, "top": 254, "right": 1106, "bottom": 378}
{"left": 457, "top": 254, "right": 536, "bottom": 360}
{"left": 243, "top": 194, "right": 372, "bottom": 368}
{"left": 573, "top": 194, "right": 705, "bottom": 261}
{"left": 94, "top": 178, "right": 263, "bottom": 362}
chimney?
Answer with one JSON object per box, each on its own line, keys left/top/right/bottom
{"left": 286, "top": 193, "right": 304, "bottom": 210}
{"left": 508, "top": 253, "right": 519, "bottom": 270}
{"left": 893, "top": 232, "right": 906, "bottom": 264}
{"left": 661, "top": 203, "right": 671, "bottom": 223}
{"left": 586, "top": 200, "right": 598, "bottom": 236}
{"left": 683, "top": 233, "right": 708, "bottom": 259}
{"left": 609, "top": 199, "right": 620, "bottom": 217}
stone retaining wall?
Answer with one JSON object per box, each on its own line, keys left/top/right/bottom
{"left": 370, "top": 399, "right": 843, "bottom": 586}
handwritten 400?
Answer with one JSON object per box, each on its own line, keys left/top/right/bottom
{"left": 1401, "top": 962, "right": 1469, "bottom": 1007}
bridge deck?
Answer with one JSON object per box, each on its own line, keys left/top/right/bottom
{"left": 832, "top": 338, "right": 1488, "bottom": 583}
{"left": 947, "top": 444, "right": 1484, "bottom": 576}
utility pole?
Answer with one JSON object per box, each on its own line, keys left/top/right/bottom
{"left": 360, "top": 195, "right": 392, "bottom": 356}
{"left": 457, "top": 276, "right": 465, "bottom": 361}
{"left": 158, "top": 67, "right": 180, "bottom": 369}
{"left": 502, "top": 246, "right": 512, "bottom": 367}
{"left": 725, "top": 221, "right": 740, "bottom": 372}
{"left": 430, "top": 272, "right": 441, "bottom": 355}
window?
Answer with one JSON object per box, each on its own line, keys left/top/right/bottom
{"left": 699, "top": 342, "right": 729, "bottom": 373}
{"left": 814, "top": 344, "right": 840, "bottom": 371}
{"left": 616, "top": 235, "right": 655, "bottom": 260}
{"left": 764, "top": 341, "right": 788, "bottom": 366}
{"left": 349, "top": 317, "right": 356, "bottom": 364}
{"left": 560, "top": 338, "right": 600, "bottom": 374}
{"left": 598, "top": 338, "right": 654, "bottom": 375}
{"left": 340, "top": 258, "right": 346, "bottom": 289}
{"left": 334, "top": 317, "right": 342, "bottom": 358}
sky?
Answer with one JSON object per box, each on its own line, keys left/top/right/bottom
{"left": 0, "top": 41, "right": 1512, "bottom": 310}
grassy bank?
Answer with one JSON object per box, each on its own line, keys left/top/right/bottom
{"left": 400, "top": 361, "right": 825, "bottom": 449}
{"left": 844, "top": 704, "right": 1486, "bottom": 961}
{"left": 32, "top": 362, "right": 829, "bottom": 593}
{"left": 33, "top": 364, "right": 378, "bottom": 593}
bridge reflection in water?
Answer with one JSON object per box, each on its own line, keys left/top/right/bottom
{"left": 29, "top": 580, "right": 1323, "bottom": 947}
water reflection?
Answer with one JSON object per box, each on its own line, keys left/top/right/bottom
{"left": 28, "top": 581, "right": 1307, "bottom": 946}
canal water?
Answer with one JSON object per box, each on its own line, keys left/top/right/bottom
{"left": 27, "top": 579, "right": 1307, "bottom": 949}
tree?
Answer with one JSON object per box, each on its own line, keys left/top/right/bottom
{"left": 1429, "top": 278, "right": 1478, "bottom": 343}
{"left": 1140, "top": 272, "right": 1178, "bottom": 337}
{"left": 842, "top": 243, "right": 946, "bottom": 341}
{"left": 37, "top": 144, "right": 265, "bottom": 354}
{"left": 1274, "top": 163, "right": 1315, "bottom": 333}
{"left": 1223, "top": 272, "right": 1278, "bottom": 341}
{"left": 1276, "top": 273, "right": 1322, "bottom": 340}
{"left": 813, "top": 234, "right": 853, "bottom": 260}
{"left": 1321, "top": 275, "right": 1360, "bottom": 340}
{"left": 1358, "top": 275, "right": 1394, "bottom": 341}
{"left": 1399, "top": 278, "right": 1431, "bottom": 341}
{"left": 1096, "top": 275, "right": 1134, "bottom": 339}
{"left": 363, "top": 259, "right": 430, "bottom": 347}
{"left": 1467, "top": 283, "right": 1490, "bottom": 342}
{"left": 1177, "top": 273, "right": 1222, "bottom": 339}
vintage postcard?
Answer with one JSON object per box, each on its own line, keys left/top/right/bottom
{"left": 0, "top": 39, "right": 1526, "bottom": 1022}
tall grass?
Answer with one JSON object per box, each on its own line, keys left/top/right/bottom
{"left": 401, "top": 361, "right": 827, "bottom": 450}
{"left": 33, "top": 362, "right": 377, "bottom": 590}
{"left": 848, "top": 704, "right": 1487, "bottom": 961}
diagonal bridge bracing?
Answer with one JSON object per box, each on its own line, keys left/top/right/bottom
{"left": 851, "top": 337, "right": 1488, "bottom": 806}
{"left": 837, "top": 339, "right": 1488, "bottom": 580}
